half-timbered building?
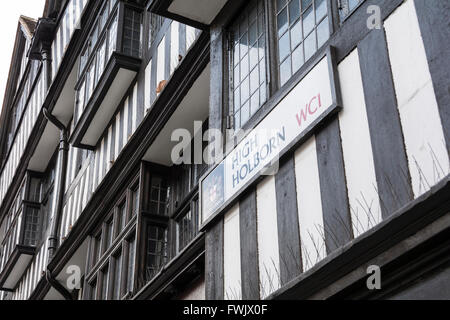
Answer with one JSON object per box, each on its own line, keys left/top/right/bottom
{"left": 0, "top": 0, "right": 449, "bottom": 300}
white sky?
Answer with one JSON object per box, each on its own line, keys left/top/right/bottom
{"left": 0, "top": 0, "right": 46, "bottom": 113}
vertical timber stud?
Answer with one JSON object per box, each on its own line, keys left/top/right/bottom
{"left": 205, "top": 24, "right": 226, "bottom": 300}
{"left": 275, "top": 156, "right": 302, "bottom": 285}
{"left": 136, "top": 61, "right": 146, "bottom": 126}
{"left": 316, "top": 119, "right": 353, "bottom": 253}
{"left": 205, "top": 221, "right": 224, "bottom": 300}
{"left": 209, "top": 25, "right": 225, "bottom": 145}
{"left": 358, "top": 28, "right": 413, "bottom": 218}
{"left": 414, "top": 0, "right": 450, "bottom": 155}
{"left": 239, "top": 188, "right": 260, "bottom": 300}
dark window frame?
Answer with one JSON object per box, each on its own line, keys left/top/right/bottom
{"left": 114, "top": 194, "right": 128, "bottom": 239}
{"left": 85, "top": 227, "right": 136, "bottom": 300}
{"left": 85, "top": 173, "right": 140, "bottom": 300}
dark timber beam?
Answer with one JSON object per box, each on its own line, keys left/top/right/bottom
{"left": 239, "top": 189, "right": 260, "bottom": 300}
{"left": 275, "top": 156, "right": 302, "bottom": 285}
{"left": 358, "top": 28, "right": 413, "bottom": 218}
{"left": 316, "top": 118, "right": 353, "bottom": 253}
{"left": 205, "top": 221, "right": 224, "bottom": 300}
{"left": 414, "top": 0, "right": 450, "bottom": 156}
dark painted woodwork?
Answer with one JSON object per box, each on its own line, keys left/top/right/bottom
{"left": 315, "top": 118, "right": 353, "bottom": 253}
{"left": 239, "top": 188, "right": 260, "bottom": 300}
{"left": 414, "top": 0, "right": 450, "bottom": 155}
{"left": 275, "top": 156, "right": 302, "bottom": 285}
{"left": 358, "top": 28, "right": 413, "bottom": 218}
{"left": 208, "top": 26, "right": 225, "bottom": 152}
{"left": 271, "top": 177, "right": 450, "bottom": 300}
{"left": 205, "top": 220, "right": 224, "bottom": 300}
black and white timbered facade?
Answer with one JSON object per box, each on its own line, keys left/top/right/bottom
{"left": 0, "top": 0, "right": 449, "bottom": 300}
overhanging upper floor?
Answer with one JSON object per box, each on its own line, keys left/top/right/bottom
{"left": 70, "top": 0, "right": 143, "bottom": 149}
{"left": 148, "top": 0, "right": 229, "bottom": 28}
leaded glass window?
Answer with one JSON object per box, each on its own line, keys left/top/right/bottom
{"left": 149, "top": 176, "right": 169, "bottom": 216}
{"left": 176, "top": 199, "right": 199, "bottom": 252}
{"left": 230, "top": 0, "right": 268, "bottom": 129}
{"left": 146, "top": 225, "right": 168, "bottom": 280}
{"left": 276, "top": 0, "right": 329, "bottom": 85}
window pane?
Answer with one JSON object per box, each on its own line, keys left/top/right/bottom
{"left": 113, "top": 253, "right": 122, "bottom": 300}
{"left": 315, "top": 0, "right": 327, "bottom": 20}
{"left": 290, "top": 20, "right": 303, "bottom": 49}
{"left": 101, "top": 267, "right": 109, "bottom": 300}
{"left": 131, "top": 187, "right": 139, "bottom": 216}
{"left": 149, "top": 176, "right": 170, "bottom": 215}
{"left": 277, "top": 7, "right": 288, "bottom": 36}
{"left": 104, "top": 219, "right": 113, "bottom": 251}
{"left": 127, "top": 237, "right": 135, "bottom": 293}
{"left": 146, "top": 225, "right": 168, "bottom": 280}
{"left": 241, "top": 101, "right": 250, "bottom": 125}
{"left": 280, "top": 57, "right": 292, "bottom": 86}
{"left": 249, "top": 22, "right": 258, "bottom": 44}
{"left": 349, "top": 0, "right": 360, "bottom": 11}
{"left": 280, "top": 32, "right": 292, "bottom": 64}
{"left": 317, "top": 17, "right": 329, "bottom": 47}
{"left": 250, "top": 67, "right": 259, "bottom": 94}
{"left": 250, "top": 92, "right": 260, "bottom": 116}
{"left": 277, "top": 0, "right": 329, "bottom": 85}
{"left": 292, "top": 42, "right": 304, "bottom": 73}
{"left": 303, "top": 6, "right": 314, "bottom": 36}
{"left": 302, "top": 0, "right": 312, "bottom": 9}
{"left": 177, "top": 209, "right": 198, "bottom": 252}
{"left": 250, "top": 47, "right": 259, "bottom": 70}
{"left": 234, "top": 110, "right": 241, "bottom": 129}
{"left": 231, "top": 0, "right": 267, "bottom": 129}
{"left": 277, "top": 0, "right": 287, "bottom": 12}
{"left": 241, "top": 76, "right": 249, "bottom": 104}
{"left": 289, "top": 0, "right": 300, "bottom": 24}
{"left": 304, "top": 30, "right": 316, "bottom": 61}
{"left": 241, "top": 54, "right": 249, "bottom": 81}
{"left": 118, "top": 202, "right": 127, "bottom": 233}
{"left": 93, "top": 233, "right": 102, "bottom": 267}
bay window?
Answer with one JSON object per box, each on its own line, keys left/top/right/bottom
{"left": 71, "top": 0, "right": 142, "bottom": 148}
{"left": 85, "top": 176, "right": 140, "bottom": 300}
